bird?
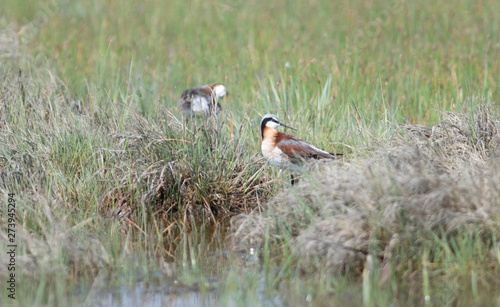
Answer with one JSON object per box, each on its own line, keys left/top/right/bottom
{"left": 179, "top": 83, "right": 227, "bottom": 116}
{"left": 260, "top": 114, "right": 341, "bottom": 184}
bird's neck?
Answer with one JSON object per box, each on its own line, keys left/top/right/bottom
{"left": 262, "top": 127, "right": 278, "bottom": 142}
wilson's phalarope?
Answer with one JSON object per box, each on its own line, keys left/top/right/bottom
{"left": 180, "top": 84, "right": 227, "bottom": 116}
{"left": 260, "top": 114, "right": 341, "bottom": 183}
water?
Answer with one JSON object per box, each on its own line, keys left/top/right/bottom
{"left": 58, "top": 221, "right": 500, "bottom": 307}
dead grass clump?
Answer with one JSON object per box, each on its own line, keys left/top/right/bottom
{"left": 98, "top": 118, "right": 269, "bottom": 220}
{"left": 397, "top": 105, "right": 500, "bottom": 172}
{"left": 0, "top": 194, "right": 110, "bottom": 280}
{"left": 295, "top": 216, "right": 369, "bottom": 274}
{"left": 100, "top": 151, "right": 268, "bottom": 221}
{"left": 231, "top": 107, "right": 500, "bottom": 277}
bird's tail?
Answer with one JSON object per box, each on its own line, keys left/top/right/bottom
{"left": 330, "top": 152, "right": 344, "bottom": 159}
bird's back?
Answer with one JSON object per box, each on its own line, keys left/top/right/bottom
{"left": 180, "top": 84, "right": 221, "bottom": 116}
{"left": 276, "top": 132, "right": 341, "bottom": 162}
{"left": 180, "top": 85, "right": 213, "bottom": 100}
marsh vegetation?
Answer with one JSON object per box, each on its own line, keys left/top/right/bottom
{"left": 1, "top": 0, "right": 500, "bottom": 305}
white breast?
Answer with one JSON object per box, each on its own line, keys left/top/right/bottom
{"left": 191, "top": 96, "right": 210, "bottom": 114}
{"left": 262, "top": 139, "right": 292, "bottom": 169}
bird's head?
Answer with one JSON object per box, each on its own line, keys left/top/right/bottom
{"left": 260, "top": 114, "right": 296, "bottom": 137}
{"left": 212, "top": 84, "right": 227, "bottom": 98}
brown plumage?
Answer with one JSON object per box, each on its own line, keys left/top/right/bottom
{"left": 260, "top": 114, "right": 341, "bottom": 174}
{"left": 275, "top": 133, "right": 339, "bottom": 162}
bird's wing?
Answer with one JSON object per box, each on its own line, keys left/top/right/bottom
{"left": 276, "top": 133, "right": 336, "bottom": 161}
{"left": 181, "top": 85, "right": 219, "bottom": 102}
{"left": 180, "top": 86, "right": 208, "bottom": 108}
{"left": 181, "top": 86, "right": 201, "bottom": 99}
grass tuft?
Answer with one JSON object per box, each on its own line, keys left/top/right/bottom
{"left": 232, "top": 107, "right": 500, "bottom": 286}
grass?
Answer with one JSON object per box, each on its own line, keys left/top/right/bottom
{"left": 1, "top": 0, "right": 500, "bottom": 305}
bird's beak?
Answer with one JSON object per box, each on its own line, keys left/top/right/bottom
{"left": 279, "top": 122, "right": 296, "bottom": 131}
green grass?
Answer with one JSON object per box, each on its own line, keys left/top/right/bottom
{"left": 1, "top": 0, "right": 500, "bottom": 305}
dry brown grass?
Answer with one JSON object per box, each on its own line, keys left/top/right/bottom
{"left": 0, "top": 66, "right": 271, "bottom": 283}
{"left": 231, "top": 106, "right": 500, "bottom": 277}
{"left": 0, "top": 26, "right": 19, "bottom": 59}
{"left": 0, "top": 194, "right": 109, "bottom": 280}
{"left": 97, "top": 115, "right": 271, "bottom": 221}
{"left": 0, "top": 66, "right": 270, "bottom": 225}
